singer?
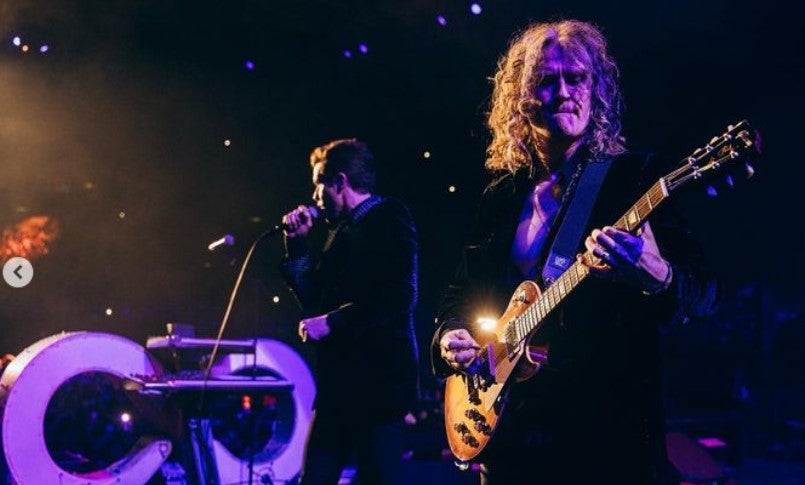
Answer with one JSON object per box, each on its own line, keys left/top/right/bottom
{"left": 279, "top": 138, "right": 419, "bottom": 485}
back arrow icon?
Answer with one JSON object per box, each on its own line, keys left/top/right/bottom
{"left": 13, "top": 265, "right": 23, "bottom": 279}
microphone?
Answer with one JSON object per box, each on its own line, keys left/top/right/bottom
{"left": 207, "top": 234, "right": 235, "bottom": 251}
{"left": 207, "top": 206, "right": 319, "bottom": 251}
{"left": 276, "top": 205, "right": 320, "bottom": 234}
{"left": 297, "top": 205, "right": 320, "bottom": 225}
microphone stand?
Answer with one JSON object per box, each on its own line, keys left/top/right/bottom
{"left": 199, "top": 223, "right": 286, "bottom": 485}
{"left": 202, "top": 224, "right": 283, "bottom": 385}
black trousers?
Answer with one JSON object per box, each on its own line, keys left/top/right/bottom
{"left": 477, "top": 426, "right": 675, "bottom": 485}
{"left": 301, "top": 409, "right": 404, "bottom": 485}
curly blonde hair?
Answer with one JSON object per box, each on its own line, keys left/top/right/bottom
{"left": 486, "top": 20, "right": 626, "bottom": 175}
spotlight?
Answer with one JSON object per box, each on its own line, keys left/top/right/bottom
{"left": 476, "top": 316, "right": 496, "bottom": 332}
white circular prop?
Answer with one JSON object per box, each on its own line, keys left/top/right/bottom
{"left": 0, "top": 332, "right": 172, "bottom": 484}
{"left": 209, "top": 338, "right": 315, "bottom": 484}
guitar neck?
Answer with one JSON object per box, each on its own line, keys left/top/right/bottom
{"left": 505, "top": 178, "right": 671, "bottom": 345}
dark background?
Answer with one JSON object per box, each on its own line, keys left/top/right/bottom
{"left": 0, "top": 0, "right": 803, "bottom": 475}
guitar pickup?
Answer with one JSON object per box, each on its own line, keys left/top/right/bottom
{"left": 467, "top": 357, "right": 495, "bottom": 390}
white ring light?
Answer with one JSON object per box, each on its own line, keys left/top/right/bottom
{"left": 0, "top": 332, "right": 172, "bottom": 484}
{"left": 209, "top": 338, "right": 314, "bottom": 484}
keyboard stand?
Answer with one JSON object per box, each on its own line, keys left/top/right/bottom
{"left": 125, "top": 375, "right": 294, "bottom": 485}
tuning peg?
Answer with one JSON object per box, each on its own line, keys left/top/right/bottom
{"left": 745, "top": 162, "right": 755, "bottom": 178}
{"left": 725, "top": 174, "right": 735, "bottom": 188}
{"left": 706, "top": 185, "right": 718, "bottom": 197}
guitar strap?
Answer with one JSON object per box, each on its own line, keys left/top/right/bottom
{"left": 541, "top": 157, "right": 612, "bottom": 287}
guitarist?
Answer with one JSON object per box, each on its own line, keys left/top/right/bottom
{"left": 433, "top": 20, "right": 719, "bottom": 484}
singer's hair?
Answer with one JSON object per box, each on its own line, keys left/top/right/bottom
{"left": 486, "top": 19, "right": 625, "bottom": 175}
{"left": 310, "top": 138, "right": 376, "bottom": 193}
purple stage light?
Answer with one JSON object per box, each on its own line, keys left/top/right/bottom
{"left": 437, "top": 15, "right": 447, "bottom": 26}
{"left": 343, "top": 49, "right": 353, "bottom": 59}
{"left": 39, "top": 45, "right": 49, "bottom": 53}
{"left": 358, "top": 43, "right": 368, "bottom": 54}
{"left": 470, "top": 3, "right": 482, "bottom": 15}
{"left": 244, "top": 60, "right": 255, "bottom": 70}
{"left": 697, "top": 437, "right": 727, "bottom": 448}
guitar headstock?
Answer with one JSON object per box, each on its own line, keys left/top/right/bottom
{"left": 663, "top": 120, "right": 760, "bottom": 195}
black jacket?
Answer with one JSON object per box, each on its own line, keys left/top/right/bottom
{"left": 281, "top": 196, "right": 419, "bottom": 423}
{"left": 431, "top": 152, "right": 718, "bottom": 476}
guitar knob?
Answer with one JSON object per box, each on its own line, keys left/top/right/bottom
{"left": 464, "top": 408, "right": 488, "bottom": 424}
{"left": 474, "top": 421, "right": 492, "bottom": 435}
{"left": 461, "top": 434, "right": 480, "bottom": 448}
{"left": 453, "top": 422, "right": 470, "bottom": 435}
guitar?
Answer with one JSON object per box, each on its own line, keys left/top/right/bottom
{"left": 443, "top": 120, "right": 760, "bottom": 462}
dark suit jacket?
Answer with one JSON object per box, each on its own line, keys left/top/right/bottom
{"left": 281, "top": 196, "right": 419, "bottom": 423}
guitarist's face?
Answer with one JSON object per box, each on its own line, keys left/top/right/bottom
{"left": 532, "top": 43, "right": 592, "bottom": 142}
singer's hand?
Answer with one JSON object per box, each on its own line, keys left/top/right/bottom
{"left": 282, "top": 205, "right": 315, "bottom": 238}
{"left": 298, "top": 315, "right": 330, "bottom": 342}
